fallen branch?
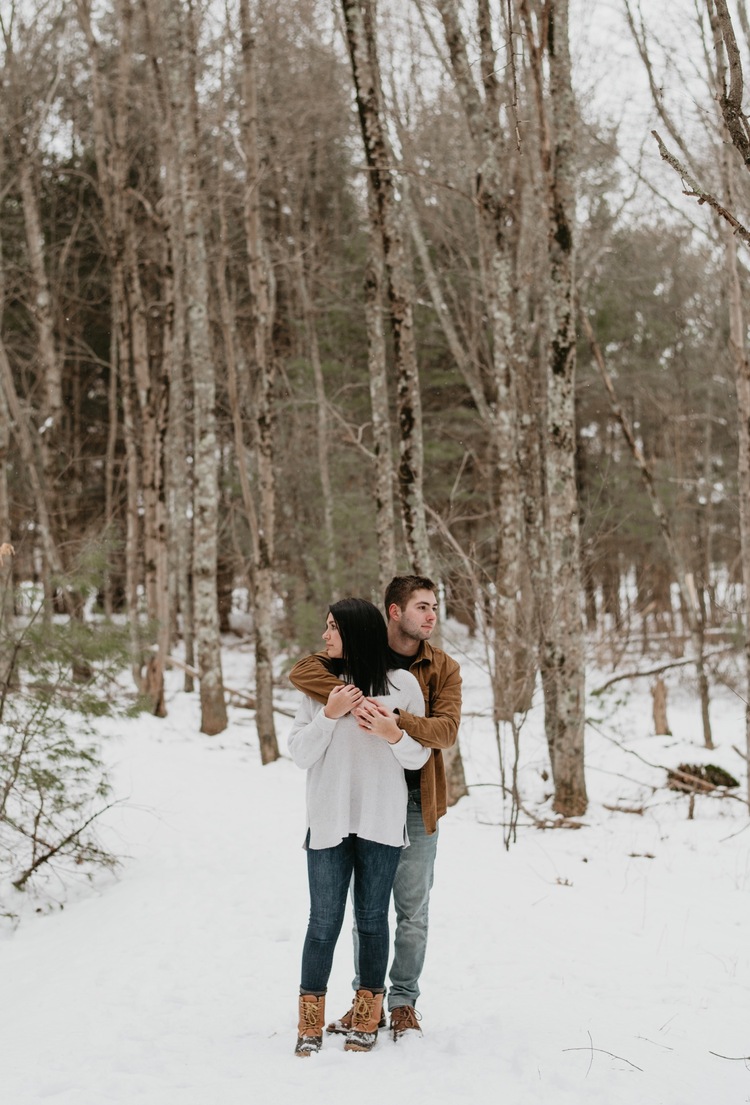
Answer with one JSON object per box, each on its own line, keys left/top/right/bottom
{"left": 708, "top": 1050, "right": 750, "bottom": 1061}
{"left": 563, "top": 1044, "right": 643, "bottom": 1073}
{"left": 603, "top": 803, "right": 646, "bottom": 815}
{"left": 591, "top": 648, "right": 734, "bottom": 695}
{"left": 165, "top": 655, "right": 296, "bottom": 718}
{"left": 587, "top": 721, "right": 746, "bottom": 806}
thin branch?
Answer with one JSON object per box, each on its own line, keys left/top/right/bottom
{"left": 591, "top": 648, "right": 734, "bottom": 694}
{"left": 11, "top": 801, "right": 119, "bottom": 891}
{"left": 587, "top": 721, "right": 746, "bottom": 805}
{"left": 652, "top": 129, "right": 750, "bottom": 244}
{"left": 563, "top": 1043, "right": 643, "bottom": 1073}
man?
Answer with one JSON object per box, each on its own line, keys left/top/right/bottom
{"left": 288, "top": 574, "right": 462, "bottom": 1040}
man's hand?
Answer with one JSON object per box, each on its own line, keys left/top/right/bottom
{"left": 354, "top": 698, "right": 402, "bottom": 744}
{"left": 323, "top": 683, "right": 364, "bottom": 719}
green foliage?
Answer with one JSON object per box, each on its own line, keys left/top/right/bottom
{"left": 0, "top": 597, "right": 139, "bottom": 918}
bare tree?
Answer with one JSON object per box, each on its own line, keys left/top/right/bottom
{"left": 169, "top": 0, "right": 227, "bottom": 735}
{"left": 239, "top": 0, "right": 279, "bottom": 763}
{"left": 340, "top": 0, "right": 433, "bottom": 576}
{"left": 520, "top": 0, "right": 587, "bottom": 815}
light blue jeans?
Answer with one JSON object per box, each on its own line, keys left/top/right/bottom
{"left": 352, "top": 789, "right": 439, "bottom": 1010}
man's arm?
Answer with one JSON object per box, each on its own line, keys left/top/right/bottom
{"left": 289, "top": 652, "right": 339, "bottom": 706}
{"left": 396, "top": 661, "right": 462, "bottom": 750}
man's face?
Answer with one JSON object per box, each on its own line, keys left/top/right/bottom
{"left": 389, "top": 589, "right": 438, "bottom": 641}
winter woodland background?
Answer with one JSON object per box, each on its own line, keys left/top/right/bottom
{"left": 1, "top": 1, "right": 750, "bottom": 1101}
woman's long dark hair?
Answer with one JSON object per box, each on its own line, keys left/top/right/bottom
{"left": 325, "top": 597, "right": 391, "bottom": 697}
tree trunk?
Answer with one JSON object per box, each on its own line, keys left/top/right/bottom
{"left": 363, "top": 188, "right": 398, "bottom": 596}
{"left": 341, "top": 0, "right": 432, "bottom": 575}
{"left": 296, "top": 251, "right": 337, "bottom": 593}
{"left": 720, "top": 151, "right": 750, "bottom": 795}
{"left": 140, "top": 0, "right": 196, "bottom": 693}
{"left": 433, "top": 0, "right": 526, "bottom": 724}
{"left": 523, "top": 0, "right": 587, "bottom": 815}
{"left": 172, "top": 0, "right": 227, "bottom": 735}
{"left": 652, "top": 677, "right": 671, "bottom": 736}
{"left": 239, "top": 0, "right": 279, "bottom": 763}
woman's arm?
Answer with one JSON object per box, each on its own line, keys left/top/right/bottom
{"left": 287, "top": 696, "right": 337, "bottom": 769}
{"left": 287, "top": 684, "right": 363, "bottom": 769}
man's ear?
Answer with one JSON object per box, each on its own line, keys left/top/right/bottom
{"left": 387, "top": 602, "right": 401, "bottom": 622}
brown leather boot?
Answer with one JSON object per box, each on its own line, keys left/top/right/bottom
{"left": 390, "top": 1004, "right": 422, "bottom": 1040}
{"left": 295, "top": 993, "right": 326, "bottom": 1057}
{"left": 326, "top": 1002, "right": 387, "bottom": 1035}
{"left": 343, "top": 989, "right": 384, "bottom": 1052}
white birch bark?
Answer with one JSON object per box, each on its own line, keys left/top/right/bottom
{"left": 521, "top": 0, "right": 587, "bottom": 814}
{"left": 139, "top": 0, "right": 196, "bottom": 692}
{"left": 170, "top": 0, "right": 227, "bottom": 735}
{"left": 239, "top": 0, "right": 279, "bottom": 763}
{"left": 341, "top": 0, "right": 432, "bottom": 576}
{"left": 433, "top": 0, "right": 524, "bottom": 724}
{"left": 295, "top": 251, "right": 337, "bottom": 592}
{"left": 77, "top": 0, "right": 172, "bottom": 709}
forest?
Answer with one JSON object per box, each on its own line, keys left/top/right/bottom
{"left": 2, "top": 0, "right": 750, "bottom": 889}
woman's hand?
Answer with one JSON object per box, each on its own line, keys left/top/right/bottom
{"left": 323, "top": 683, "right": 364, "bottom": 719}
{"left": 354, "top": 698, "right": 403, "bottom": 744}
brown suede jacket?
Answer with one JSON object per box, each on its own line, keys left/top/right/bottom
{"left": 288, "top": 640, "right": 462, "bottom": 835}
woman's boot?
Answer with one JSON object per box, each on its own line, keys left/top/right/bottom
{"left": 344, "top": 989, "right": 384, "bottom": 1052}
{"left": 295, "top": 992, "right": 326, "bottom": 1057}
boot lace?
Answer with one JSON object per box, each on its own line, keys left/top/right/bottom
{"left": 353, "top": 992, "right": 375, "bottom": 1023}
{"left": 301, "top": 999, "right": 321, "bottom": 1028}
{"left": 391, "top": 1005, "right": 421, "bottom": 1033}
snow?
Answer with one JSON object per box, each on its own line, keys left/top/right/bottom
{"left": 2, "top": 624, "right": 749, "bottom": 1105}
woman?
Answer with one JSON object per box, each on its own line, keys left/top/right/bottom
{"left": 288, "top": 597, "right": 428, "bottom": 1057}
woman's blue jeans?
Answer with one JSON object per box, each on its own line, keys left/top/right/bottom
{"left": 301, "top": 834, "right": 402, "bottom": 994}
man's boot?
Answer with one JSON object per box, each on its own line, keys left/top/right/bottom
{"left": 326, "top": 1002, "right": 386, "bottom": 1035}
{"left": 295, "top": 992, "right": 326, "bottom": 1057}
{"left": 344, "top": 989, "right": 384, "bottom": 1053}
{"left": 390, "top": 1004, "right": 422, "bottom": 1040}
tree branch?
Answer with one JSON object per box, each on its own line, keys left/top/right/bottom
{"left": 652, "top": 129, "right": 750, "bottom": 244}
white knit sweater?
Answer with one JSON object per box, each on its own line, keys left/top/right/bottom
{"left": 288, "top": 668, "right": 428, "bottom": 850}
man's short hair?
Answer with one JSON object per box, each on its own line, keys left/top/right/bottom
{"left": 384, "top": 575, "right": 437, "bottom": 616}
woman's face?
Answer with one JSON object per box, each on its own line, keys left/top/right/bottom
{"left": 322, "top": 612, "right": 343, "bottom": 659}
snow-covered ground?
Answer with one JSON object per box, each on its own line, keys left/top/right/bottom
{"left": 1, "top": 622, "right": 749, "bottom": 1105}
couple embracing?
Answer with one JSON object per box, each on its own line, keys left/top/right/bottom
{"left": 287, "top": 575, "right": 462, "bottom": 1056}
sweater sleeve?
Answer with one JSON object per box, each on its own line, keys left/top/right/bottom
{"left": 388, "top": 671, "right": 429, "bottom": 770}
{"left": 287, "top": 694, "right": 338, "bottom": 769}
{"left": 389, "top": 731, "right": 431, "bottom": 770}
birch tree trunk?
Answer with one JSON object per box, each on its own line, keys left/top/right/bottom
{"left": 432, "top": 0, "right": 527, "bottom": 723}
{"left": 239, "top": 0, "right": 279, "bottom": 763}
{"left": 341, "top": 0, "right": 432, "bottom": 575}
{"left": 522, "top": 0, "right": 587, "bottom": 815}
{"left": 77, "top": 0, "right": 173, "bottom": 710}
{"left": 295, "top": 249, "right": 337, "bottom": 593}
{"left": 140, "top": 0, "right": 195, "bottom": 693}
{"left": 171, "top": 0, "right": 227, "bottom": 735}
{"left": 3, "top": 28, "right": 63, "bottom": 614}
{"left": 709, "top": 0, "right": 750, "bottom": 799}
